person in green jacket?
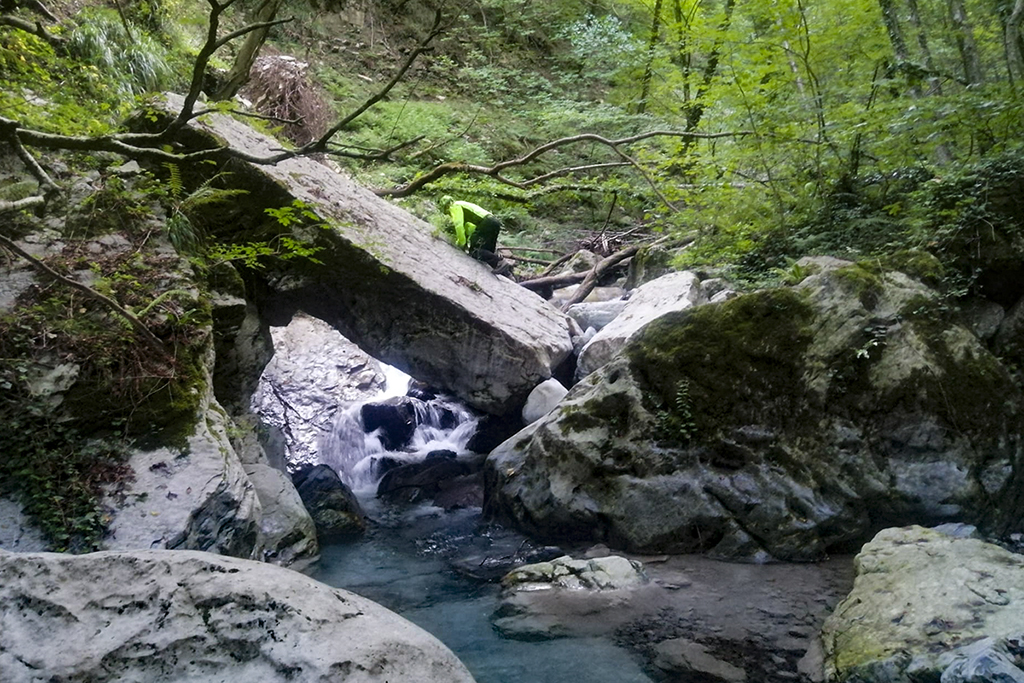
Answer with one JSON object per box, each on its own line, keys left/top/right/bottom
{"left": 439, "top": 196, "right": 511, "bottom": 275}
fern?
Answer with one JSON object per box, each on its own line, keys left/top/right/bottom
{"left": 655, "top": 378, "right": 697, "bottom": 445}
{"left": 164, "top": 162, "right": 184, "bottom": 200}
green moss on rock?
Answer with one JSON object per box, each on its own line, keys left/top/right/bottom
{"left": 626, "top": 288, "right": 816, "bottom": 438}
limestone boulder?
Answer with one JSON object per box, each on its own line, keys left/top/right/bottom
{"left": 501, "top": 554, "right": 646, "bottom": 591}
{"left": 494, "top": 555, "right": 647, "bottom": 640}
{"left": 104, "top": 387, "right": 262, "bottom": 559}
{"left": 521, "top": 378, "right": 569, "bottom": 425}
{"left": 243, "top": 463, "right": 318, "bottom": 567}
{"left": 155, "top": 95, "right": 572, "bottom": 415}
{"left": 0, "top": 548, "right": 476, "bottom": 683}
{"left": 565, "top": 300, "right": 628, "bottom": 334}
{"left": 251, "top": 312, "right": 384, "bottom": 468}
{"left": 0, "top": 500, "right": 47, "bottom": 552}
{"left": 576, "top": 270, "right": 706, "bottom": 377}
{"left": 486, "top": 264, "right": 1024, "bottom": 560}
{"left": 822, "top": 526, "right": 1024, "bottom": 682}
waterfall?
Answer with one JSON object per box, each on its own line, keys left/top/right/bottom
{"left": 318, "top": 365, "right": 478, "bottom": 493}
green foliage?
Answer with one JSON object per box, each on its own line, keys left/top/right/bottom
{"left": 67, "top": 8, "right": 173, "bottom": 97}
{"left": 205, "top": 200, "right": 326, "bottom": 268}
{"left": 655, "top": 378, "right": 698, "bottom": 444}
{"left": 0, "top": 370, "right": 131, "bottom": 552}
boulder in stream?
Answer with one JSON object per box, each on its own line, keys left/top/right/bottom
{"left": 0, "top": 548, "right": 476, "bottom": 683}
{"left": 292, "top": 464, "right": 366, "bottom": 539}
{"left": 486, "top": 262, "right": 1024, "bottom": 560}
{"left": 822, "top": 525, "right": 1024, "bottom": 683}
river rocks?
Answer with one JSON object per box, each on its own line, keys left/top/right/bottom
{"left": 377, "top": 453, "right": 471, "bottom": 503}
{"left": 501, "top": 555, "right": 646, "bottom": 591}
{"left": 252, "top": 312, "right": 384, "bottom": 468}
{"left": 521, "top": 378, "right": 568, "bottom": 425}
{"left": 566, "top": 300, "right": 628, "bottom": 333}
{"left": 486, "top": 263, "right": 1024, "bottom": 560}
{"left": 576, "top": 270, "right": 707, "bottom": 377}
{"left": 292, "top": 463, "right": 366, "bottom": 538}
{"left": 154, "top": 94, "right": 572, "bottom": 415}
{"left": 822, "top": 526, "right": 1024, "bottom": 683}
{"left": 494, "top": 555, "right": 647, "bottom": 640}
{"left": 362, "top": 396, "right": 420, "bottom": 450}
{"left": 0, "top": 548, "right": 476, "bottom": 683}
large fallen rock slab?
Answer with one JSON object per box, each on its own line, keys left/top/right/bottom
{"left": 822, "top": 526, "right": 1024, "bottom": 683}
{"left": 486, "top": 263, "right": 1024, "bottom": 560}
{"left": 155, "top": 95, "right": 572, "bottom": 415}
{"left": 0, "top": 548, "right": 476, "bottom": 683}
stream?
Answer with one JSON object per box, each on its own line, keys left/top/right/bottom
{"left": 297, "top": 366, "right": 854, "bottom": 683}
{"left": 307, "top": 367, "right": 657, "bottom": 683}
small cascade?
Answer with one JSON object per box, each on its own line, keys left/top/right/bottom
{"left": 318, "top": 368, "right": 478, "bottom": 493}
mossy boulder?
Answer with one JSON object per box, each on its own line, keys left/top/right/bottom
{"left": 822, "top": 526, "right": 1024, "bottom": 682}
{"left": 485, "top": 265, "right": 1024, "bottom": 560}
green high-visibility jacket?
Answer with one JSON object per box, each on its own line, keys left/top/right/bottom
{"left": 448, "top": 200, "right": 491, "bottom": 250}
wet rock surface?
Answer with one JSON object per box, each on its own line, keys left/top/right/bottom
{"left": 292, "top": 463, "right": 366, "bottom": 539}
{"left": 252, "top": 313, "right": 385, "bottom": 468}
{"left": 485, "top": 546, "right": 853, "bottom": 681}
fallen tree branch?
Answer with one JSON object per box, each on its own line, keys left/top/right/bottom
{"left": 519, "top": 270, "right": 587, "bottom": 291}
{"left": 558, "top": 243, "right": 645, "bottom": 310}
{"left": 0, "top": 233, "right": 170, "bottom": 357}
{"left": 0, "top": 195, "right": 45, "bottom": 213}
{"left": 0, "top": 14, "right": 65, "bottom": 47}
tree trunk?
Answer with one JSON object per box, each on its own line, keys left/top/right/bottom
{"left": 671, "top": 0, "right": 694, "bottom": 103}
{"left": 685, "top": 0, "right": 736, "bottom": 132}
{"left": 878, "top": 0, "right": 924, "bottom": 97}
{"left": 906, "top": 0, "right": 942, "bottom": 95}
{"left": 948, "top": 0, "right": 984, "bottom": 84}
{"left": 637, "top": 0, "right": 664, "bottom": 115}
{"left": 209, "top": 0, "right": 284, "bottom": 101}
{"left": 1005, "top": 0, "right": 1024, "bottom": 87}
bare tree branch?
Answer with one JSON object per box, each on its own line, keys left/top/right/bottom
{"left": 376, "top": 129, "right": 754, "bottom": 197}
{"left": 213, "top": 16, "right": 293, "bottom": 50}
{"left": 305, "top": 9, "right": 444, "bottom": 153}
{"left": 0, "top": 195, "right": 45, "bottom": 213}
{"left": 558, "top": 244, "right": 644, "bottom": 310}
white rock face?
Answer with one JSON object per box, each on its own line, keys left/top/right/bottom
{"left": 0, "top": 500, "right": 47, "bottom": 552}
{"left": 104, "top": 388, "right": 262, "bottom": 559}
{"left": 0, "top": 548, "right": 477, "bottom": 683}
{"left": 252, "top": 312, "right": 385, "bottom": 467}
{"left": 502, "top": 554, "right": 647, "bottom": 591}
{"left": 521, "top": 378, "right": 569, "bottom": 425}
{"left": 576, "top": 271, "right": 706, "bottom": 377}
